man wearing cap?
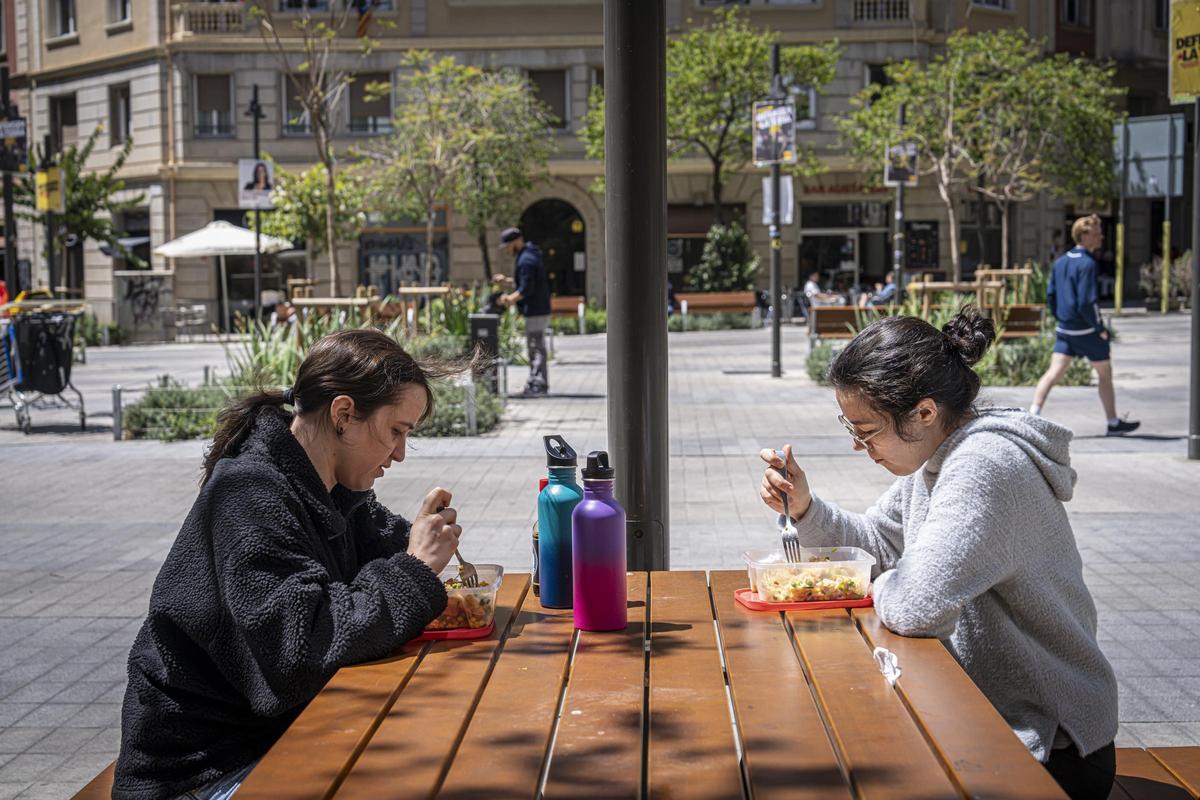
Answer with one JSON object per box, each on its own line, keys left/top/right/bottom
{"left": 496, "top": 227, "right": 551, "bottom": 397}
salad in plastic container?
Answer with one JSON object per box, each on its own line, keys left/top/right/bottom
{"left": 742, "top": 547, "right": 875, "bottom": 603}
{"left": 426, "top": 564, "right": 504, "bottom": 630}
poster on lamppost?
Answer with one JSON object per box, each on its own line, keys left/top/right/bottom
{"left": 752, "top": 101, "right": 797, "bottom": 166}
{"left": 883, "top": 142, "right": 918, "bottom": 188}
{"left": 0, "top": 117, "right": 28, "bottom": 174}
{"left": 238, "top": 158, "right": 275, "bottom": 210}
{"left": 1170, "top": 0, "right": 1200, "bottom": 104}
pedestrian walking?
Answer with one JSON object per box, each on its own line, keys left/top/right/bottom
{"left": 1031, "top": 214, "right": 1140, "bottom": 435}
{"left": 495, "top": 226, "right": 551, "bottom": 397}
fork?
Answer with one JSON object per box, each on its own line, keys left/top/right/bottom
{"left": 454, "top": 548, "right": 480, "bottom": 588}
{"left": 776, "top": 449, "right": 803, "bottom": 563}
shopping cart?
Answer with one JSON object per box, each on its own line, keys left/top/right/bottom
{"left": 1, "top": 316, "right": 30, "bottom": 433}
{"left": 5, "top": 310, "right": 86, "bottom": 433}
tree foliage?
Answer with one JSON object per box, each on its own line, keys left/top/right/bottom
{"left": 686, "top": 222, "right": 760, "bottom": 292}
{"left": 582, "top": 8, "right": 839, "bottom": 222}
{"left": 15, "top": 125, "right": 145, "bottom": 268}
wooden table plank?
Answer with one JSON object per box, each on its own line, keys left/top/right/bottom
{"left": 786, "top": 608, "right": 960, "bottom": 799}
{"left": 438, "top": 596, "right": 578, "bottom": 799}
{"left": 69, "top": 762, "right": 114, "bottom": 800}
{"left": 645, "top": 570, "right": 744, "bottom": 799}
{"left": 1150, "top": 748, "right": 1200, "bottom": 798}
{"left": 334, "top": 574, "right": 530, "bottom": 799}
{"left": 853, "top": 608, "right": 1067, "bottom": 799}
{"left": 543, "top": 572, "right": 648, "bottom": 799}
{"left": 1115, "top": 748, "right": 1194, "bottom": 800}
{"left": 237, "top": 642, "right": 428, "bottom": 799}
{"left": 709, "top": 571, "right": 851, "bottom": 799}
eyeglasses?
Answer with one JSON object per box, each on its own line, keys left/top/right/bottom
{"left": 837, "top": 414, "right": 884, "bottom": 448}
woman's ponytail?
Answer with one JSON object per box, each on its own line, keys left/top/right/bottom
{"left": 201, "top": 389, "right": 290, "bottom": 486}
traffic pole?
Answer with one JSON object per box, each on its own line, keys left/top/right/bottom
{"left": 248, "top": 85, "right": 264, "bottom": 325}
{"left": 1, "top": 66, "right": 18, "bottom": 295}
{"left": 769, "top": 43, "right": 782, "bottom": 378}
{"left": 1189, "top": 98, "right": 1200, "bottom": 459}
{"left": 893, "top": 104, "right": 906, "bottom": 300}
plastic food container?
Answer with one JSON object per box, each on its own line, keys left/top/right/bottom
{"left": 426, "top": 564, "right": 504, "bottom": 631}
{"left": 741, "top": 547, "right": 875, "bottom": 603}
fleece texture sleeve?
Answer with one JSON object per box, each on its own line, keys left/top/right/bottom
{"left": 789, "top": 477, "right": 908, "bottom": 571}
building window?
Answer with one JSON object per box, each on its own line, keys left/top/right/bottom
{"left": 528, "top": 70, "right": 569, "bottom": 129}
{"left": 112, "top": 209, "right": 151, "bottom": 269}
{"left": 1060, "top": 0, "right": 1090, "bottom": 27}
{"left": 108, "top": 0, "right": 131, "bottom": 23}
{"left": 696, "top": 1, "right": 819, "bottom": 6}
{"left": 110, "top": 84, "right": 131, "bottom": 147}
{"left": 592, "top": 67, "right": 603, "bottom": 91}
{"left": 971, "top": 0, "right": 1011, "bottom": 8}
{"left": 0, "top": 5, "right": 6, "bottom": 55}
{"left": 282, "top": 75, "right": 311, "bottom": 136}
{"left": 50, "top": 94, "right": 77, "bottom": 150}
{"left": 865, "top": 63, "right": 895, "bottom": 89}
{"left": 793, "top": 85, "right": 817, "bottom": 130}
{"left": 349, "top": 72, "right": 393, "bottom": 134}
{"left": 194, "top": 75, "right": 233, "bottom": 137}
{"left": 279, "top": 0, "right": 330, "bottom": 10}
{"left": 47, "top": 0, "right": 77, "bottom": 37}
{"left": 1155, "top": 0, "right": 1168, "bottom": 31}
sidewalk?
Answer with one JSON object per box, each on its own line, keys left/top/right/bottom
{"left": 0, "top": 314, "right": 1197, "bottom": 797}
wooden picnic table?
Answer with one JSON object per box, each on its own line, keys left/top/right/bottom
{"left": 226, "top": 570, "right": 1068, "bottom": 799}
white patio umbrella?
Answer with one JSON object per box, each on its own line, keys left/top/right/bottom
{"left": 154, "top": 220, "right": 294, "bottom": 332}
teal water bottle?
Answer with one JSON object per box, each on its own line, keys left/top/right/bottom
{"left": 538, "top": 435, "right": 582, "bottom": 609}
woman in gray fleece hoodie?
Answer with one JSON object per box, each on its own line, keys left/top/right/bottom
{"left": 760, "top": 310, "right": 1118, "bottom": 800}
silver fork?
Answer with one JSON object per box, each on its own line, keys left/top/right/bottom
{"left": 776, "top": 449, "right": 803, "bottom": 563}
{"left": 455, "top": 548, "right": 480, "bottom": 588}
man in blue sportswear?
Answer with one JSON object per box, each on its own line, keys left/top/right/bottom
{"left": 1031, "top": 214, "right": 1139, "bottom": 435}
{"left": 496, "top": 226, "right": 551, "bottom": 397}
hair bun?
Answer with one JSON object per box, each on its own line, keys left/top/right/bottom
{"left": 941, "top": 309, "right": 996, "bottom": 367}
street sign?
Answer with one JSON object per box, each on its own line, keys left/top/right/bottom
{"left": 1171, "top": 0, "right": 1200, "bottom": 104}
{"left": 752, "top": 101, "right": 797, "bottom": 166}
{"left": 1114, "top": 114, "right": 1185, "bottom": 198}
{"left": 0, "top": 116, "right": 27, "bottom": 173}
{"left": 883, "top": 142, "right": 918, "bottom": 187}
{"left": 35, "top": 167, "right": 65, "bottom": 213}
{"left": 761, "top": 175, "right": 794, "bottom": 225}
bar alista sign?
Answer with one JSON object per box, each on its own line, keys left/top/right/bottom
{"left": 1170, "top": 0, "right": 1200, "bottom": 103}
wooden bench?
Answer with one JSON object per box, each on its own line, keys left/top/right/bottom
{"left": 1112, "top": 746, "right": 1200, "bottom": 798}
{"left": 550, "top": 294, "right": 585, "bottom": 318}
{"left": 807, "top": 304, "right": 876, "bottom": 346}
{"left": 993, "top": 303, "right": 1045, "bottom": 337}
{"left": 674, "top": 290, "right": 757, "bottom": 315}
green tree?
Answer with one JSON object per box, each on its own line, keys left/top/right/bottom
{"left": 254, "top": 160, "right": 368, "bottom": 281}
{"left": 960, "top": 30, "right": 1123, "bottom": 268}
{"left": 253, "top": 2, "right": 383, "bottom": 296}
{"left": 686, "top": 222, "right": 760, "bottom": 292}
{"left": 453, "top": 69, "right": 556, "bottom": 283}
{"left": 16, "top": 126, "right": 145, "bottom": 281}
{"left": 355, "top": 51, "right": 480, "bottom": 287}
{"left": 581, "top": 8, "right": 839, "bottom": 223}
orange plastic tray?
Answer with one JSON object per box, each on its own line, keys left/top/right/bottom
{"left": 734, "top": 587, "right": 873, "bottom": 612}
{"left": 415, "top": 620, "right": 495, "bottom": 642}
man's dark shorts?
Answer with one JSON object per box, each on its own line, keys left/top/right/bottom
{"left": 1054, "top": 330, "right": 1110, "bottom": 362}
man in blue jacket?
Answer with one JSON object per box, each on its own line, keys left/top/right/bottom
{"left": 1031, "top": 214, "right": 1139, "bottom": 435}
{"left": 497, "top": 226, "right": 551, "bottom": 397}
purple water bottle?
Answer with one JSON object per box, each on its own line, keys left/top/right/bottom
{"left": 571, "top": 451, "right": 627, "bottom": 632}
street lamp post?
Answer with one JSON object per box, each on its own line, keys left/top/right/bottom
{"left": 247, "top": 85, "right": 266, "bottom": 322}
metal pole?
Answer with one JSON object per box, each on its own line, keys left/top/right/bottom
{"left": 605, "top": 0, "right": 668, "bottom": 570}
{"left": 769, "top": 44, "right": 782, "bottom": 379}
{"left": 112, "top": 385, "right": 123, "bottom": 441}
{"left": 42, "top": 134, "right": 54, "bottom": 295}
{"left": 1163, "top": 116, "right": 1175, "bottom": 315}
{"left": 894, "top": 104, "right": 906, "bottom": 300}
{"left": 250, "top": 85, "right": 263, "bottom": 325}
{"left": 1116, "top": 119, "right": 1129, "bottom": 314}
{"left": 2, "top": 67, "right": 18, "bottom": 296}
{"left": 1189, "top": 99, "right": 1200, "bottom": 459}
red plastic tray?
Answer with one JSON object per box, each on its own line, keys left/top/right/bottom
{"left": 414, "top": 620, "right": 495, "bottom": 642}
{"left": 734, "top": 587, "right": 873, "bottom": 612}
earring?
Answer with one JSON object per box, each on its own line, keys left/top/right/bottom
{"left": 337, "top": 426, "right": 344, "bottom": 436}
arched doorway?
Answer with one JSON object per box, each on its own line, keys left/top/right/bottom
{"left": 518, "top": 199, "right": 586, "bottom": 296}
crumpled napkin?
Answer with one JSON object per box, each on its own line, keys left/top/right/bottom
{"left": 873, "top": 646, "right": 902, "bottom": 686}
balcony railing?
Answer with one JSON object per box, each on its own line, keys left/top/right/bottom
{"left": 853, "top": 0, "right": 911, "bottom": 22}
{"left": 174, "top": 2, "right": 247, "bottom": 36}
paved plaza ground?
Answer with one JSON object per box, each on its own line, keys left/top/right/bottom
{"left": 0, "top": 313, "right": 1197, "bottom": 798}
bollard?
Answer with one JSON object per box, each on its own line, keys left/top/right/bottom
{"left": 112, "top": 385, "right": 123, "bottom": 441}
{"left": 499, "top": 359, "right": 509, "bottom": 406}
{"left": 751, "top": 306, "right": 762, "bottom": 328}
{"left": 406, "top": 306, "right": 415, "bottom": 338}
{"left": 203, "top": 365, "right": 212, "bottom": 386}
{"left": 547, "top": 326, "right": 556, "bottom": 359}
{"left": 681, "top": 299, "right": 689, "bottom": 332}
{"left": 464, "top": 379, "right": 477, "bottom": 436}
{"left": 577, "top": 301, "right": 586, "bottom": 335}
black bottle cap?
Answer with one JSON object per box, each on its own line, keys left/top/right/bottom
{"left": 582, "top": 450, "right": 615, "bottom": 479}
{"left": 544, "top": 435, "right": 577, "bottom": 467}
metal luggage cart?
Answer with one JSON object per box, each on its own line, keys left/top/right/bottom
{"left": 1, "top": 317, "right": 31, "bottom": 433}
{"left": 5, "top": 310, "right": 86, "bottom": 433}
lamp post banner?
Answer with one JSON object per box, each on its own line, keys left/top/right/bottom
{"left": 1171, "top": 0, "right": 1200, "bottom": 104}
{"left": 753, "top": 101, "right": 797, "bottom": 166}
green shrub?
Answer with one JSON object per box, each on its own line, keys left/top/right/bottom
{"left": 807, "top": 341, "right": 835, "bottom": 383}
{"left": 550, "top": 303, "right": 607, "bottom": 335}
{"left": 1138, "top": 250, "right": 1194, "bottom": 308}
{"left": 421, "top": 381, "right": 503, "bottom": 437}
{"left": 77, "top": 313, "right": 127, "bottom": 347}
{"left": 686, "top": 222, "right": 760, "bottom": 292}
{"left": 978, "top": 337, "right": 1093, "bottom": 387}
{"left": 122, "top": 378, "right": 231, "bottom": 441}
{"left": 667, "top": 312, "right": 754, "bottom": 332}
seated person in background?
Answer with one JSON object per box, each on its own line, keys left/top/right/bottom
{"left": 858, "top": 270, "right": 898, "bottom": 308}
{"left": 803, "top": 270, "right": 843, "bottom": 307}
{"left": 270, "top": 301, "right": 297, "bottom": 325}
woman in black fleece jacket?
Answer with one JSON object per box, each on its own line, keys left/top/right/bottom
{"left": 114, "top": 330, "right": 464, "bottom": 800}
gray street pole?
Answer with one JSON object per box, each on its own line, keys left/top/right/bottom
{"left": 42, "top": 134, "right": 54, "bottom": 295}
{"left": 248, "top": 85, "right": 264, "bottom": 323}
{"left": 1190, "top": 99, "right": 1200, "bottom": 459}
{"left": 893, "top": 104, "right": 906, "bottom": 299}
{"left": 1, "top": 67, "right": 18, "bottom": 296}
{"left": 769, "top": 44, "right": 782, "bottom": 378}
{"left": 605, "top": 0, "right": 669, "bottom": 570}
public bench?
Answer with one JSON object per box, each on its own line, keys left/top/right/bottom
{"left": 674, "top": 290, "right": 757, "bottom": 314}
{"left": 808, "top": 302, "right": 1045, "bottom": 345}
{"left": 550, "top": 294, "right": 585, "bottom": 318}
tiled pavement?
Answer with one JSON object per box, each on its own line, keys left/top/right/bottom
{"left": 1, "top": 313, "right": 1197, "bottom": 797}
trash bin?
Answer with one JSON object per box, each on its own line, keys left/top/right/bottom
{"left": 469, "top": 313, "right": 499, "bottom": 392}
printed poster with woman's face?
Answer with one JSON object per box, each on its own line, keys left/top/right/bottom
{"left": 238, "top": 159, "right": 275, "bottom": 210}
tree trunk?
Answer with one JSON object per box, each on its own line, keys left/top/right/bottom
{"left": 424, "top": 207, "right": 436, "bottom": 332}
{"left": 1000, "top": 201, "right": 1010, "bottom": 270}
{"left": 322, "top": 156, "right": 341, "bottom": 296}
{"left": 477, "top": 230, "right": 492, "bottom": 285}
{"left": 712, "top": 159, "right": 725, "bottom": 225}
{"left": 938, "top": 175, "right": 962, "bottom": 283}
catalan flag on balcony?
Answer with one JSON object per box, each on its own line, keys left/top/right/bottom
{"left": 354, "top": 0, "right": 380, "bottom": 38}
